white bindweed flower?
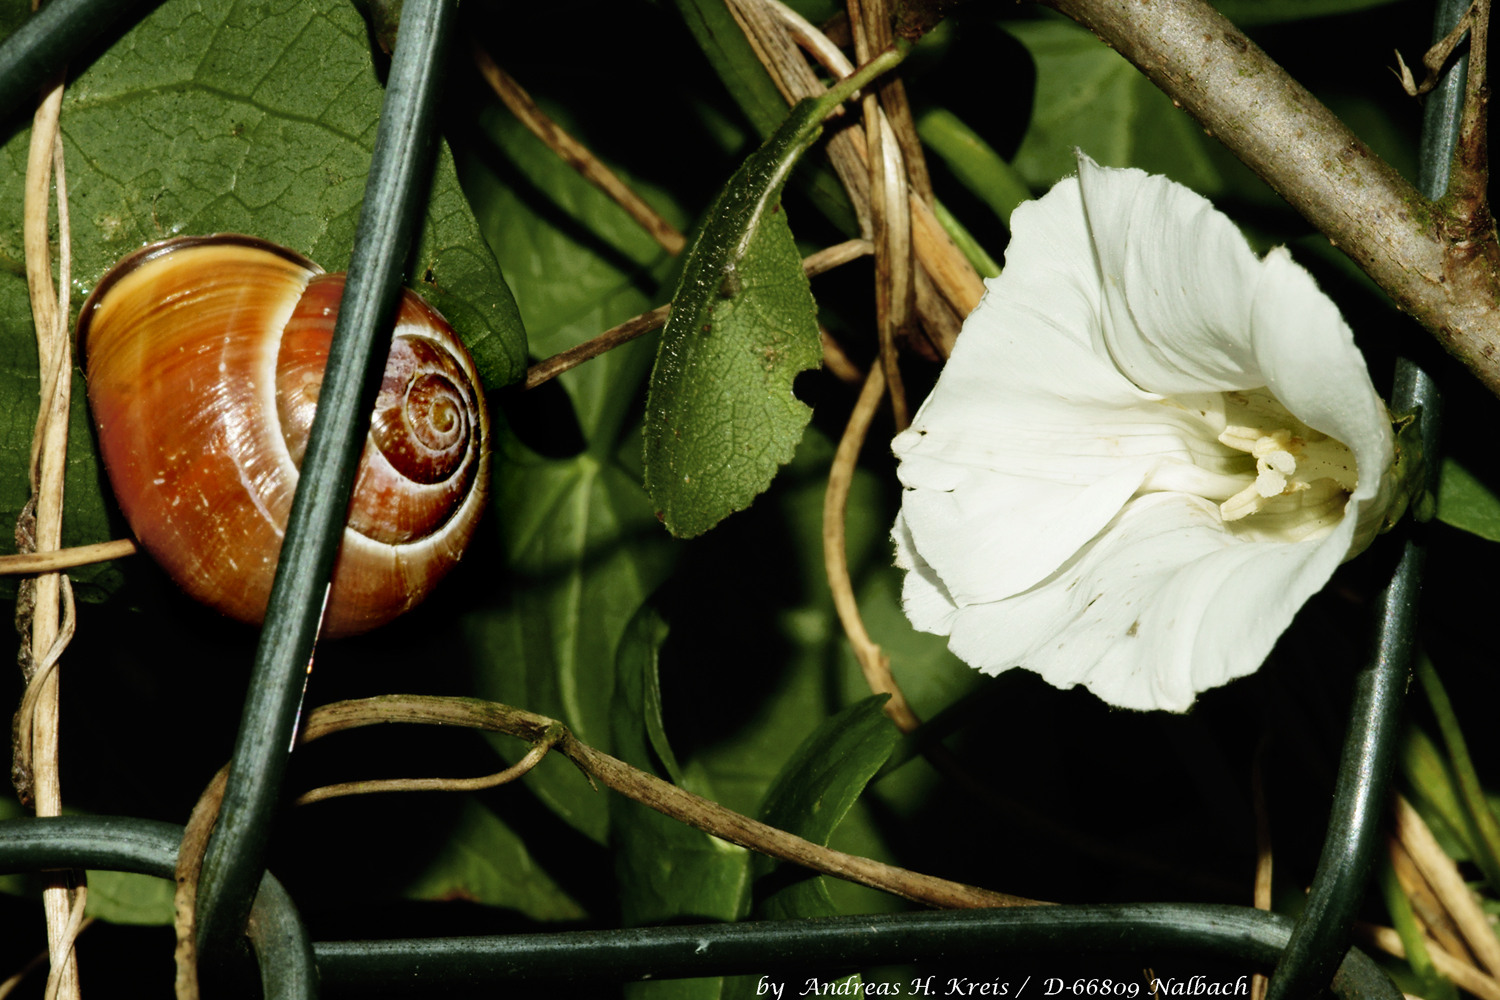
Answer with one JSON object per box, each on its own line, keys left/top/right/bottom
{"left": 892, "top": 155, "right": 1396, "bottom": 712}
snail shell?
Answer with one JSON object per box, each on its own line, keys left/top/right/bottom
{"left": 79, "top": 235, "right": 490, "bottom": 637}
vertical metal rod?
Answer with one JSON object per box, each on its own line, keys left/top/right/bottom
{"left": 1262, "top": 0, "right": 1462, "bottom": 974}
{"left": 1419, "top": 0, "right": 1473, "bottom": 201}
{"left": 193, "top": 0, "right": 456, "bottom": 965}
{"left": 1263, "top": 541, "right": 1422, "bottom": 1000}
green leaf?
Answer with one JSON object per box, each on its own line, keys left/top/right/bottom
{"left": 1399, "top": 724, "right": 1475, "bottom": 862}
{"left": 916, "top": 107, "right": 1031, "bottom": 230}
{"left": 673, "top": 0, "right": 788, "bottom": 141}
{"left": 467, "top": 431, "right": 676, "bottom": 844}
{"left": 722, "top": 698, "right": 900, "bottom": 1000}
{"left": 645, "top": 89, "right": 857, "bottom": 538}
{"left": 613, "top": 607, "right": 687, "bottom": 788}
{"left": 754, "top": 696, "right": 902, "bottom": 919}
{"left": 680, "top": 429, "right": 869, "bottom": 815}
{"left": 1436, "top": 457, "right": 1500, "bottom": 543}
{"left": 1003, "top": 20, "right": 1223, "bottom": 195}
{"left": 83, "top": 870, "right": 175, "bottom": 926}
{"left": 1211, "top": 0, "right": 1404, "bottom": 26}
{"left": 459, "top": 72, "right": 688, "bottom": 842}
{"left": 464, "top": 102, "right": 678, "bottom": 444}
{"left": 672, "top": 0, "right": 860, "bottom": 236}
{"left": 612, "top": 607, "right": 751, "bottom": 1000}
{"left": 0, "top": 0, "right": 528, "bottom": 600}
{"left": 402, "top": 797, "right": 587, "bottom": 921}
{"left": 1416, "top": 654, "right": 1500, "bottom": 891}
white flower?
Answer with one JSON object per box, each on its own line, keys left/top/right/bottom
{"left": 891, "top": 155, "right": 1395, "bottom": 712}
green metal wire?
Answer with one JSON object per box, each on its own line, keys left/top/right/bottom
{"left": 0, "top": 0, "right": 153, "bottom": 118}
{"left": 311, "top": 904, "right": 1398, "bottom": 996}
{"left": 0, "top": 0, "right": 1465, "bottom": 992}
{"left": 0, "top": 817, "right": 1400, "bottom": 997}
{"left": 1418, "top": 0, "right": 1472, "bottom": 201}
{"left": 193, "top": 0, "right": 457, "bottom": 967}
{"left": 1261, "top": 0, "right": 1465, "bottom": 987}
{"left": 1261, "top": 540, "right": 1420, "bottom": 1000}
{"left": 0, "top": 816, "right": 316, "bottom": 999}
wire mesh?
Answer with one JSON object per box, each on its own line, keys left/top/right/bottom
{"left": 0, "top": 0, "right": 1460, "bottom": 993}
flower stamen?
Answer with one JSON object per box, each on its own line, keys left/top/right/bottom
{"left": 1212, "top": 391, "right": 1357, "bottom": 532}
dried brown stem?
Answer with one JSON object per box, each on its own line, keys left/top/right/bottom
{"left": 13, "top": 579, "right": 74, "bottom": 791}
{"left": 1452, "top": 0, "right": 1491, "bottom": 235}
{"left": 823, "top": 366, "right": 922, "bottom": 732}
{"left": 1392, "top": 793, "right": 1500, "bottom": 975}
{"left": 0, "top": 539, "right": 137, "bottom": 576}
{"left": 0, "top": 918, "right": 93, "bottom": 1000}
{"left": 802, "top": 236, "right": 875, "bottom": 276}
{"left": 295, "top": 723, "right": 565, "bottom": 805}
{"left": 173, "top": 765, "right": 228, "bottom": 1000}
{"left": 819, "top": 326, "right": 865, "bottom": 384}
{"left": 876, "top": 75, "right": 933, "bottom": 205}
{"left": 297, "top": 696, "right": 1033, "bottom": 908}
{"left": 1397, "top": 3, "right": 1481, "bottom": 96}
{"left": 1357, "top": 923, "right": 1500, "bottom": 1000}
{"left": 472, "top": 45, "right": 687, "bottom": 257}
{"left": 523, "top": 306, "right": 671, "bottom": 390}
{"left": 1045, "top": 0, "right": 1500, "bottom": 397}
{"left": 851, "top": 0, "right": 913, "bottom": 430}
{"left": 523, "top": 240, "right": 874, "bottom": 390}
{"left": 1388, "top": 834, "right": 1471, "bottom": 963}
{"left": 41, "top": 883, "right": 86, "bottom": 1000}
{"left": 1250, "top": 742, "right": 1271, "bottom": 1000}
{"left": 21, "top": 71, "right": 78, "bottom": 1000}
{"left": 728, "top": 0, "right": 982, "bottom": 347}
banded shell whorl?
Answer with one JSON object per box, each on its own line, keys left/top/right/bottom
{"left": 80, "top": 234, "right": 490, "bottom": 637}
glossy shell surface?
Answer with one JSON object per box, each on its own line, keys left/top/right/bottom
{"left": 81, "top": 235, "right": 490, "bottom": 637}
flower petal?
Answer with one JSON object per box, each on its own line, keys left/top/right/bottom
{"left": 893, "top": 510, "right": 959, "bottom": 635}
{"left": 1248, "top": 248, "right": 1393, "bottom": 507}
{"left": 894, "top": 174, "right": 1262, "bottom": 601}
{"left": 1077, "top": 155, "right": 1264, "bottom": 395}
{"left": 892, "top": 159, "right": 1396, "bottom": 712}
{"left": 944, "top": 491, "right": 1355, "bottom": 711}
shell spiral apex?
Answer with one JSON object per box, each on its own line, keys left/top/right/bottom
{"left": 80, "top": 234, "right": 491, "bottom": 637}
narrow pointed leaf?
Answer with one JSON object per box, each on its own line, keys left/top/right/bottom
{"left": 1436, "top": 457, "right": 1500, "bottom": 542}
{"left": 645, "top": 55, "right": 899, "bottom": 538}
{"left": 753, "top": 696, "right": 902, "bottom": 919}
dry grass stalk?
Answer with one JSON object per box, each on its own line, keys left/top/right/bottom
{"left": 1392, "top": 793, "right": 1500, "bottom": 976}
{"left": 1250, "top": 745, "right": 1272, "bottom": 1000}
{"left": 0, "top": 539, "right": 138, "bottom": 576}
{"left": 1389, "top": 834, "right": 1473, "bottom": 964}
{"left": 19, "top": 70, "right": 80, "bottom": 1000}
{"left": 173, "top": 765, "right": 229, "bottom": 1000}
{"left": 1357, "top": 923, "right": 1500, "bottom": 1000}
{"left": 473, "top": 44, "right": 687, "bottom": 257}
{"left": 728, "top": 0, "right": 983, "bottom": 344}
{"left": 0, "top": 918, "right": 94, "bottom": 1000}
{"left": 849, "top": 0, "right": 913, "bottom": 430}
{"left": 819, "top": 326, "right": 864, "bottom": 384}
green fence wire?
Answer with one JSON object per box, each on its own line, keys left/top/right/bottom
{"left": 0, "top": 0, "right": 1463, "bottom": 994}
{"left": 193, "top": 0, "right": 457, "bottom": 969}
{"left": 0, "top": 817, "right": 315, "bottom": 998}
{"left": 0, "top": 815, "right": 1401, "bottom": 1000}
{"left": 0, "top": 0, "right": 152, "bottom": 117}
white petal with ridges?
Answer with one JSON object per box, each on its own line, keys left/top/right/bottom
{"left": 891, "top": 155, "right": 1396, "bottom": 712}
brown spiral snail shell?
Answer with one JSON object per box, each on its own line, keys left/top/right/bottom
{"left": 79, "top": 234, "right": 490, "bottom": 637}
